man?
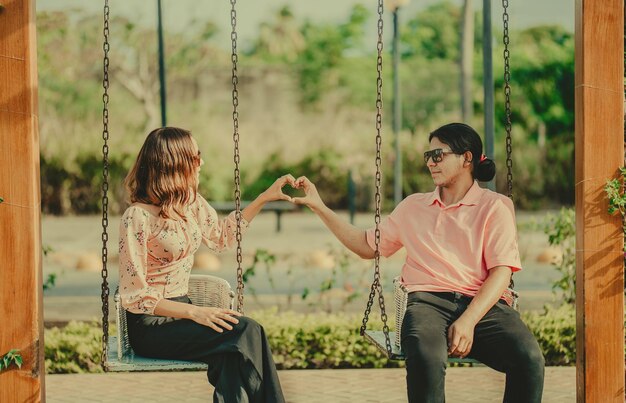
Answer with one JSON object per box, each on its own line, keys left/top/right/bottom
{"left": 292, "top": 123, "right": 544, "bottom": 403}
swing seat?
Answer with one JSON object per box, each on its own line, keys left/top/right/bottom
{"left": 105, "top": 274, "right": 235, "bottom": 372}
{"left": 364, "top": 277, "right": 517, "bottom": 364}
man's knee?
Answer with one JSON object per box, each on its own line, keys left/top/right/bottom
{"left": 512, "top": 338, "right": 545, "bottom": 371}
{"left": 402, "top": 335, "right": 447, "bottom": 371}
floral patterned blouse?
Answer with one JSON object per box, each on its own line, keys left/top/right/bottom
{"left": 118, "top": 195, "right": 249, "bottom": 314}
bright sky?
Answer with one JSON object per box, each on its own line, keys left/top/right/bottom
{"left": 38, "top": 0, "right": 574, "bottom": 49}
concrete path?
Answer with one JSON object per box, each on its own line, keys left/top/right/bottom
{"left": 46, "top": 367, "right": 575, "bottom": 402}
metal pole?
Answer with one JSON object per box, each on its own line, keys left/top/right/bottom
{"left": 392, "top": 8, "right": 403, "bottom": 205}
{"left": 482, "top": 0, "right": 495, "bottom": 190}
{"left": 157, "top": 0, "right": 167, "bottom": 127}
{"left": 348, "top": 169, "right": 356, "bottom": 224}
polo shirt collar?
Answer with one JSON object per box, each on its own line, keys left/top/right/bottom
{"left": 427, "top": 181, "right": 483, "bottom": 207}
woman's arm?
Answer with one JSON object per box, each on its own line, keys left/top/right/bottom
{"left": 293, "top": 176, "right": 375, "bottom": 259}
{"left": 241, "top": 174, "right": 296, "bottom": 223}
{"left": 153, "top": 299, "right": 242, "bottom": 333}
{"left": 196, "top": 175, "right": 297, "bottom": 252}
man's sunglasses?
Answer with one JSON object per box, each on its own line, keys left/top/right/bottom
{"left": 423, "top": 148, "right": 457, "bottom": 164}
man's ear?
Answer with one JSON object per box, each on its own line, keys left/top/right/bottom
{"left": 463, "top": 151, "right": 473, "bottom": 166}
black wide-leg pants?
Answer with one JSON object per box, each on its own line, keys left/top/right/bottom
{"left": 127, "top": 296, "right": 285, "bottom": 403}
{"left": 401, "top": 291, "right": 545, "bottom": 403}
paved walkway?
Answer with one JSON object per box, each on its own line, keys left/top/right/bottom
{"left": 46, "top": 367, "right": 575, "bottom": 402}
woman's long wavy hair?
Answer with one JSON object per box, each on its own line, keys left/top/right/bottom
{"left": 125, "top": 127, "right": 200, "bottom": 219}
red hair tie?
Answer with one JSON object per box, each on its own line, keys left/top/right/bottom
{"left": 479, "top": 154, "right": 487, "bottom": 163}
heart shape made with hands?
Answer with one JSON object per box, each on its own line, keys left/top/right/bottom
{"left": 275, "top": 175, "right": 307, "bottom": 201}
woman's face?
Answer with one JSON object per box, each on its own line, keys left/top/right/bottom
{"left": 191, "top": 137, "right": 204, "bottom": 178}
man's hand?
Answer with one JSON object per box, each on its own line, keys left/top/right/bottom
{"left": 447, "top": 315, "right": 477, "bottom": 358}
{"left": 292, "top": 176, "right": 325, "bottom": 211}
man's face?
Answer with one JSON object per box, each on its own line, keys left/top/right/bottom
{"left": 425, "top": 137, "right": 467, "bottom": 187}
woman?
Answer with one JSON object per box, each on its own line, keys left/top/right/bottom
{"left": 119, "top": 127, "right": 290, "bottom": 402}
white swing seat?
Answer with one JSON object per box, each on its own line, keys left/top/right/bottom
{"left": 104, "top": 274, "right": 235, "bottom": 372}
{"left": 364, "top": 276, "right": 517, "bottom": 364}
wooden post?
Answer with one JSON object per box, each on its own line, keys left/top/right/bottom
{"left": 575, "top": 1, "right": 625, "bottom": 402}
{"left": 0, "top": 0, "right": 45, "bottom": 401}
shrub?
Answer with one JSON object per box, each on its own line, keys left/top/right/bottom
{"left": 46, "top": 307, "right": 600, "bottom": 373}
{"left": 40, "top": 152, "right": 134, "bottom": 215}
{"left": 521, "top": 305, "right": 576, "bottom": 365}
{"left": 40, "top": 155, "right": 70, "bottom": 215}
{"left": 250, "top": 309, "right": 402, "bottom": 369}
{"left": 542, "top": 208, "right": 576, "bottom": 304}
{"left": 45, "top": 321, "right": 104, "bottom": 373}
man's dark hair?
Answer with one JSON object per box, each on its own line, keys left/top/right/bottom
{"left": 429, "top": 123, "right": 496, "bottom": 182}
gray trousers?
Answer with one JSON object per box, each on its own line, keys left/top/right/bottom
{"left": 401, "top": 291, "right": 545, "bottom": 403}
{"left": 127, "top": 296, "right": 285, "bottom": 403}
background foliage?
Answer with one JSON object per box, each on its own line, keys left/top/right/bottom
{"left": 37, "top": 2, "right": 575, "bottom": 214}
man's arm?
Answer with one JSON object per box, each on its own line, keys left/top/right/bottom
{"left": 447, "top": 265, "right": 512, "bottom": 358}
{"left": 292, "top": 176, "right": 375, "bottom": 259}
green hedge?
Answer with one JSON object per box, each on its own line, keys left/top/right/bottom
{"left": 521, "top": 305, "right": 576, "bottom": 365}
{"left": 45, "top": 321, "right": 105, "bottom": 373}
{"left": 44, "top": 305, "right": 608, "bottom": 374}
{"left": 251, "top": 310, "right": 400, "bottom": 369}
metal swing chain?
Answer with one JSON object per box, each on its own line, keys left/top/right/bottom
{"left": 360, "top": 0, "right": 392, "bottom": 357}
{"left": 502, "top": 0, "right": 516, "bottom": 291}
{"left": 100, "top": 0, "right": 111, "bottom": 370}
{"left": 502, "top": 0, "right": 513, "bottom": 199}
{"left": 230, "top": 0, "right": 244, "bottom": 314}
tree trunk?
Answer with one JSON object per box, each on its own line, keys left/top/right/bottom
{"left": 460, "top": 0, "right": 474, "bottom": 123}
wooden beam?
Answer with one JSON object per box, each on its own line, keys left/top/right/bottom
{"left": 575, "top": 1, "right": 625, "bottom": 402}
{"left": 0, "top": 0, "right": 44, "bottom": 401}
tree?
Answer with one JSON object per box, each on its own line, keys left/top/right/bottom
{"left": 401, "top": 2, "right": 461, "bottom": 61}
{"left": 250, "top": 6, "right": 305, "bottom": 62}
{"left": 493, "top": 25, "right": 575, "bottom": 204}
{"left": 296, "top": 5, "right": 369, "bottom": 107}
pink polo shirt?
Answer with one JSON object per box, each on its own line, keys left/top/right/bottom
{"left": 366, "top": 181, "right": 521, "bottom": 297}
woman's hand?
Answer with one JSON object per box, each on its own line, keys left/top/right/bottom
{"left": 292, "top": 176, "right": 325, "bottom": 211}
{"left": 260, "top": 174, "right": 297, "bottom": 203}
{"left": 189, "top": 306, "right": 242, "bottom": 333}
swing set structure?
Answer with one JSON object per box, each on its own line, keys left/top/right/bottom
{"left": 0, "top": 0, "right": 624, "bottom": 401}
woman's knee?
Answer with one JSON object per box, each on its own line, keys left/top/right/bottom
{"left": 232, "top": 316, "right": 263, "bottom": 335}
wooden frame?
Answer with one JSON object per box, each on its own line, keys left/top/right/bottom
{"left": 0, "top": 0, "right": 624, "bottom": 401}
{"left": 0, "top": 0, "right": 44, "bottom": 402}
{"left": 574, "top": 1, "right": 625, "bottom": 401}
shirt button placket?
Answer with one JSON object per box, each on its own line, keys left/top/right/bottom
{"left": 434, "top": 208, "right": 444, "bottom": 237}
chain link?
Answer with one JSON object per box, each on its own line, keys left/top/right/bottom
{"left": 502, "top": 0, "right": 513, "bottom": 199}
{"left": 230, "top": 0, "right": 244, "bottom": 314}
{"left": 502, "top": 0, "right": 515, "bottom": 290}
{"left": 360, "top": 0, "right": 392, "bottom": 357}
{"left": 100, "top": 0, "right": 111, "bottom": 371}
